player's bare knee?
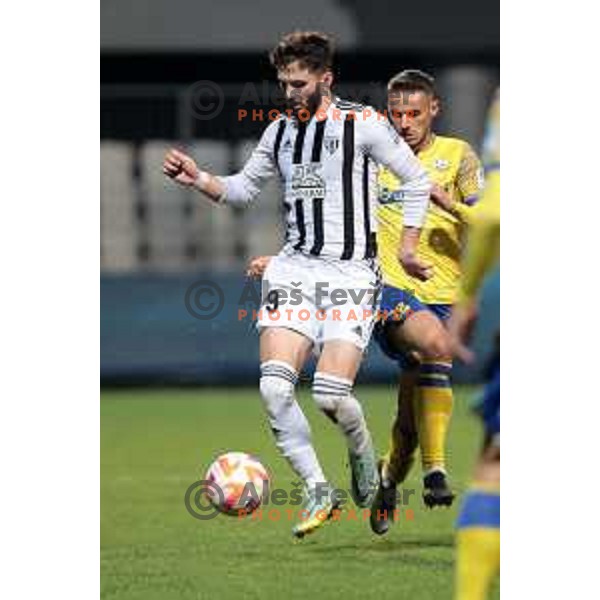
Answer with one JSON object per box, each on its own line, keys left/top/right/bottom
{"left": 421, "top": 331, "right": 452, "bottom": 362}
{"left": 473, "top": 454, "right": 500, "bottom": 485}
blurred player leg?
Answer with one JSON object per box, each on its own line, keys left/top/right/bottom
{"left": 455, "top": 450, "right": 500, "bottom": 600}
{"left": 455, "top": 362, "right": 500, "bottom": 600}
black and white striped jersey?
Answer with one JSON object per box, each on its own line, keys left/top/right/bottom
{"left": 219, "top": 98, "right": 431, "bottom": 262}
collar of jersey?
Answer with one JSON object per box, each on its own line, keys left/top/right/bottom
{"left": 288, "top": 97, "right": 340, "bottom": 127}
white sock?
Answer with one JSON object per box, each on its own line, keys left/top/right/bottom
{"left": 312, "top": 372, "right": 372, "bottom": 454}
{"left": 260, "top": 361, "right": 327, "bottom": 488}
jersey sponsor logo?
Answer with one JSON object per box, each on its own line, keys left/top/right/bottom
{"left": 434, "top": 158, "right": 450, "bottom": 171}
{"left": 323, "top": 136, "right": 340, "bottom": 156}
{"left": 335, "top": 99, "right": 366, "bottom": 112}
{"left": 291, "top": 164, "right": 326, "bottom": 199}
{"left": 379, "top": 186, "right": 404, "bottom": 204}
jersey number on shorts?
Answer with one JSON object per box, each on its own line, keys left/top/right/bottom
{"left": 265, "top": 289, "right": 279, "bottom": 312}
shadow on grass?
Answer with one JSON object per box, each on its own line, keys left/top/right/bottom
{"left": 388, "top": 534, "right": 455, "bottom": 549}
{"left": 303, "top": 533, "right": 455, "bottom": 569}
{"left": 307, "top": 533, "right": 453, "bottom": 551}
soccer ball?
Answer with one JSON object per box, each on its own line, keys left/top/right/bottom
{"left": 204, "top": 452, "right": 269, "bottom": 516}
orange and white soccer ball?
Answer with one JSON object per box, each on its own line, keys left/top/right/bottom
{"left": 204, "top": 452, "right": 269, "bottom": 516}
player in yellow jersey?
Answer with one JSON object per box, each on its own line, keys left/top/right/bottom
{"left": 370, "top": 70, "right": 485, "bottom": 535}
{"left": 450, "top": 91, "right": 500, "bottom": 600}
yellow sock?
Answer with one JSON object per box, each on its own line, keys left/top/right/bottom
{"left": 455, "top": 485, "right": 500, "bottom": 600}
{"left": 414, "top": 361, "right": 453, "bottom": 473}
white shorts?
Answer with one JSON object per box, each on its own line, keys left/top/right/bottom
{"left": 257, "top": 251, "right": 379, "bottom": 351}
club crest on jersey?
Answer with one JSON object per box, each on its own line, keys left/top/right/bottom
{"left": 434, "top": 158, "right": 450, "bottom": 171}
{"left": 323, "top": 136, "right": 340, "bottom": 155}
{"left": 291, "top": 164, "right": 326, "bottom": 198}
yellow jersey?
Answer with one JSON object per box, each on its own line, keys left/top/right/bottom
{"left": 458, "top": 92, "right": 500, "bottom": 305}
{"left": 377, "top": 135, "right": 484, "bottom": 304}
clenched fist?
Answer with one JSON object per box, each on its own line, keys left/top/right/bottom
{"left": 163, "top": 148, "right": 199, "bottom": 186}
{"left": 399, "top": 251, "right": 433, "bottom": 282}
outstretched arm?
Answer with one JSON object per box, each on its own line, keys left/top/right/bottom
{"left": 163, "top": 120, "right": 281, "bottom": 206}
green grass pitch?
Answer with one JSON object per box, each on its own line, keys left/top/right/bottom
{"left": 101, "top": 385, "right": 499, "bottom": 599}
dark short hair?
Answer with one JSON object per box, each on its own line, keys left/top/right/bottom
{"left": 387, "top": 69, "right": 437, "bottom": 97}
{"left": 270, "top": 31, "right": 334, "bottom": 73}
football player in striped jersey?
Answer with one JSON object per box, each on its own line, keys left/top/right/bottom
{"left": 163, "top": 32, "right": 432, "bottom": 538}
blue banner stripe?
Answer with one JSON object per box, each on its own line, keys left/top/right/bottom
{"left": 456, "top": 492, "right": 500, "bottom": 529}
